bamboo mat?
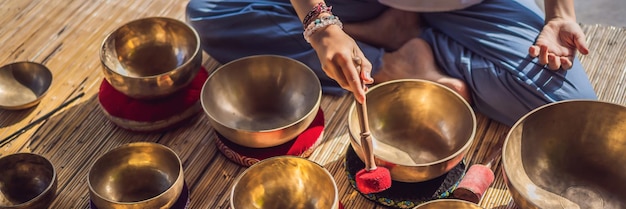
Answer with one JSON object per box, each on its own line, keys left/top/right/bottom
{"left": 0, "top": 0, "right": 625, "bottom": 208}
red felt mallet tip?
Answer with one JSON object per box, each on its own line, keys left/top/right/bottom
{"left": 356, "top": 167, "right": 392, "bottom": 194}
{"left": 453, "top": 164, "right": 495, "bottom": 203}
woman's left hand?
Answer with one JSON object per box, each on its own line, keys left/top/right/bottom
{"left": 529, "top": 17, "right": 589, "bottom": 70}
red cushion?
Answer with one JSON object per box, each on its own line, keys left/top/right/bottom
{"left": 216, "top": 109, "right": 325, "bottom": 167}
{"left": 99, "top": 68, "right": 208, "bottom": 122}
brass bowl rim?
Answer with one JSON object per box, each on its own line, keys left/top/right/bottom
{"left": 229, "top": 156, "right": 339, "bottom": 209}
{"left": 200, "top": 54, "right": 322, "bottom": 133}
{"left": 348, "top": 79, "right": 477, "bottom": 167}
{"left": 87, "top": 142, "right": 184, "bottom": 205}
{"left": 413, "top": 199, "right": 484, "bottom": 209}
{"left": 501, "top": 99, "right": 625, "bottom": 205}
{"left": 0, "top": 152, "right": 57, "bottom": 208}
{"left": 0, "top": 61, "right": 53, "bottom": 110}
{"left": 99, "top": 16, "right": 201, "bottom": 79}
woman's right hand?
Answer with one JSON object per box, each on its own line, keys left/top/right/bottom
{"left": 307, "top": 24, "right": 374, "bottom": 103}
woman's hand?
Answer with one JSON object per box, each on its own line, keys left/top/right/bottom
{"left": 529, "top": 17, "right": 589, "bottom": 70}
{"left": 308, "top": 24, "right": 374, "bottom": 103}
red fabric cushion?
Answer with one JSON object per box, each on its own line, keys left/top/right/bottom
{"left": 99, "top": 68, "right": 207, "bottom": 122}
{"left": 216, "top": 109, "right": 324, "bottom": 164}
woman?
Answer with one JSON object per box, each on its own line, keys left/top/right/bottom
{"left": 186, "top": 0, "right": 596, "bottom": 126}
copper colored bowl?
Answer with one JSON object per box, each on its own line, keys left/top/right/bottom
{"left": 0, "top": 62, "right": 52, "bottom": 110}
{"left": 100, "top": 17, "right": 201, "bottom": 99}
{"left": 503, "top": 100, "right": 626, "bottom": 209}
{"left": 230, "top": 156, "right": 339, "bottom": 209}
{"left": 348, "top": 79, "right": 476, "bottom": 182}
{"left": 0, "top": 153, "right": 57, "bottom": 209}
{"left": 201, "top": 55, "right": 321, "bottom": 148}
{"left": 88, "top": 142, "right": 184, "bottom": 209}
{"left": 413, "top": 199, "right": 484, "bottom": 209}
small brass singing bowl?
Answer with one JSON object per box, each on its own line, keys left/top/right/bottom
{"left": 201, "top": 55, "right": 322, "bottom": 148}
{"left": 0, "top": 62, "right": 52, "bottom": 110}
{"left": 100, "top": 16, "right": 202, "bottom": 99}
{"left": 230, "top": 156, "right": 339, "bottom": 209}
{"left": 413, "top": 199, "right": 484, "bottom": 209}
{"left": 0, "top": 153, "right": 57, "bottom": 209}
{"left": 503, "top": 100, "right": 626, "bottom": 209}
{"left": 88, "top": 142, "right": 184, "bottom": 209}
{"left": 348, "top": 79, "right": 476, "bottom": 182}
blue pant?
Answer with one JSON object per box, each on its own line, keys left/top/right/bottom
{"left": 186, "top": 0, "right": 597, "bottom": 126}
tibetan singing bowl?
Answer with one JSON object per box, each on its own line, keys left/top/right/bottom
{"left": 0, "top": 153, "right": 57, "bottom": 209}
{"left": 230, "top": 156, "right": 339, "bottom": 209}
{"left": 413, "top": 199, "right": 484, "bottom": 209}
{"left": 0, "top": 62, "right": 52, "bottom": 110}
{"left": 100, "top": 16, "right": 201, "bottom": 99}
{"left": 201, "top": 55, "right": 322, "bottom": 148}
{"left": 88, "top": 142, "right": 184, "bottom": 209}
{"left": 348, "top": 79, "right": 476, "bottom": 182}
{"left": 503, "top": 100, "right": 626, "bottom": 209}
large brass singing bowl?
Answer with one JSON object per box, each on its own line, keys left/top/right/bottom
{"left": 201, "top": 55, "right": 322, "bottom": 148}
{"left": 0, "top": 153, "right": 57, "bottom": 209}
{"left": 230, "top": 156, "right": 339, "bottom": 209}
{"left": 100, "top": 16, "right": 201, "bottom": 99}
{"left": 0, "top": 62, "right": 52, "bottom": 110}
{"left": 88, "top": 142, "right": 184, "bottom": 209}
{"left": 413, "top": 199, "right": 484, "bottom": 209}
{"left": 348, "top": 79, "right": 476, "bottom": 182}
{"left": 503, "top": 100, "right": 626, "bottom": 209}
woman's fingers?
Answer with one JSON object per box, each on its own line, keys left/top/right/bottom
{"left": 560, "top": 56, "right": 573, "bottom": 70}
{"left": 547, "top": 54, "right": 561, "bottom": 70}
{"left": 539, "top": 45, "right": 549, "bottom": 65}
{"left": 337, "top": 55, "right": 366, "bottom": 103}
{"left": 528, "top": 45, "right": 540, "bottom": 57}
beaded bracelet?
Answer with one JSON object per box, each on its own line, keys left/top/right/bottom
{"left": 302, "top": 2, "right": 333, "bottom": 28}
{"left": 303, "top": 15, "right": 343, "bottom": 43}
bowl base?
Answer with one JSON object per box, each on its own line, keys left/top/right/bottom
{"left": 90, "top": 182, "right": 189, "bottom": 209}
{"left": 344, "top": 146, "right": 467, "bottom": 208}
{"left": 98, "top": 67, "right": 207, "bottom": 132}
{"left": 215, "top": 109, "right": 325, "bottom": 167}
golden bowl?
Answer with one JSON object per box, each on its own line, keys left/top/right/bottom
{"left": 0, "top": 62, "right": 52, "bottom": 110}
{"left": 230, "top": 156, "right": 339, "bottom": 209}
{"left": 413, "top": 199, "right": 484, "bottom": 209}
{"left": 0, "top": 153, "right": 57, "bottom": 209}
{"left": 348, "top": 79, "right": 476, "bottom": 182}
{"left": 100, "top": 16, "right": 201, "bottom": 99}
{"left": 201, "top": 55, "right": 322, "bottom": 148}
{"left": 503, "top": 100, "right": 626, "bottom": 209}
{"left": 88, "top": 142, "right": 184, "bottom": 209}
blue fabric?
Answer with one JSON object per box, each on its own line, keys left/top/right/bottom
{"left": 186, "top": 0, "right": 597, "bottom": 126}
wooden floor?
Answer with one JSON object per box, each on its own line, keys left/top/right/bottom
{"left": 1, "top": 1, "right": 625, "bottom": 208}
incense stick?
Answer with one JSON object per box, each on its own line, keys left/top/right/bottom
{"left": 0, "top": 92, "right": 85, "bottom": 147}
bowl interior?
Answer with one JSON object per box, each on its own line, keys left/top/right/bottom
{"left": 202, "top": 55, "right": 321, "bottom": 132}
{"left": 0, "top": 62, "right": 52, "bottom": 109}
{"left": 504, "top": 100, "right": 626, "bottom": 209}
{"left": 0, "top": 153, "right": 55, "bottom": 206}
{"left": 413, "top": 199, "right": 483, "bottom": 209}
{"left": 231, "top": 157, "right": 337, "bottom": 209}
{"left": 88, "top": 143, "right": 182, "bottom": 203}
{"left": 102, "top": 17, "right": 199, "bottom": 78}
{"left": 349, "top": 80, "right": 475, "bottom": 166}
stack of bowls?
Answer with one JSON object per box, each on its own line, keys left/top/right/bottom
{"left": 503, "top": 100, "right": 626, "bottom": 209}
{"left": 88, "top": 142, "right": 184, "bottom": 209}
{"left": 347, "top": 79, "right": 476, "bottom": 183}
{"left": 201, "top": 55, "right": 322, "bottom": 148}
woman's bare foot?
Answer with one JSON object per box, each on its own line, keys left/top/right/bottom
{"left": 343, "top": 8, "right": 422, "bottom": 51}
{"left": 374, "top": 38, "right": 472, "bottom": 102}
